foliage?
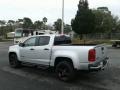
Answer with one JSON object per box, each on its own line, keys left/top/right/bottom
{"left": 43, "top": 17, "right": 47, "bottom": 24}
{"left": 34, "top": 20, "right": 43, "bottom": 29}
{"left": 64, "top": 24, "right": 72, "bottom": 34}
{"left": 92, "top": 10, "right": 113, "bottom": 33}
{"left": 42, "top": 17, "right": 47, "bottom": 29}
{"left": 112, "top": 16, "right": 120, "bottom": 32}
{"left": 23, "top": 17, "right": 33, "bottom": 29}
{"left": 71, "top": 0, "right": 95, "bottom": 39}
{"left": 7, "top": 20, "right": 15, "bottom": 25}
{"left": 53, "top": 19, "right": 62, "bottom": 33}
{"left": 0, "top": 20, "right": 6, "bottom": 26}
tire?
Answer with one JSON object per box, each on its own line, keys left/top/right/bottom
{"left": 112, "top": 44, "right": 117, "bottom": 47}
{"left": 9, "top": 53, "right": 21, "bottom": 68}
{"left": 55, "top": 61, "right": 75, "bottom": 82}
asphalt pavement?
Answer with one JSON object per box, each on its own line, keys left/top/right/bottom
{"left": 0, "top": 42, "right": 120, "bottom": 90}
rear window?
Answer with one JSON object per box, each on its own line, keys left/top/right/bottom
{"left": 54, "top": 35, "right": 71, "bottom": 45}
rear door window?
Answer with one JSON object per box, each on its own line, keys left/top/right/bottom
{"left": 38, "top": 36, "right": 50, "bottom": 46}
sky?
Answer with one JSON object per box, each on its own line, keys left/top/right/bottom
{"left": 0, "top": 0, "right": 120, "bottom": 24}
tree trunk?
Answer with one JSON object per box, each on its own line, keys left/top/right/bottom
{"left": 79, "top": 34, "right": 83, "bottom": 40}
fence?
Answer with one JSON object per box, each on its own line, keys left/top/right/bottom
{"left": 82, "top": 33, "right": 120, "bottom": 40}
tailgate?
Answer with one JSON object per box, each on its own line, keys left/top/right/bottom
{"left": 95, "top": 45, "right": 107, "bottom": 62}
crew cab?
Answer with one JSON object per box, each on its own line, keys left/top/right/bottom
{"left": 8, "top": 35, "right": 108, "bottom": 81}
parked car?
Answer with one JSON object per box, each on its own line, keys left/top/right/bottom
{"left": 111, "top": 40, "right": 120, "bottom": 47}
{"left": 8, "top": 34, "right": 109, "bottom": 81}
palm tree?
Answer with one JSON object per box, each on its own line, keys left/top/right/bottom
{"left": 43, "top": 17, "right": 47, "bottom": 29}
{"left": 43, "top": 17, "right": 47, "bottom": 24}
{"left": 54, "top": 19, "right": 62, "bottom": 33}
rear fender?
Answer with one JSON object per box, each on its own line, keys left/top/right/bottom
{"left": 50, "top": 50, "right": 80, "bottom": 69}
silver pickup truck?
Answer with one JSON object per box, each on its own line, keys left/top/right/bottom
{"left": 8, "top": 35, "right": 108, "bottom": 81}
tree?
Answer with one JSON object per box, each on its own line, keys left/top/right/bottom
{"left": 112, "top": 16, "right": 120, "bottom": 33}
{"left": 34, "top": 20, "right": 43, "bottom": 29}
{"left": 43, "top": 17, "right": 47, "bottom": 24}
{"left": 15, "top": 19, "right": 23, "bottom": 28}
{"left": 7, "top": 20, "right": 15, "bottom": 25}
{"left": 71, "top": 0, "right": 95, "bottom": 39}
{"left": 64, "top": 24, "right": 72, "bottom": 34}
{"left": 0, "top": 20, "right": 6, "bottom": 26}
{"left": 0, "top": 20, "right": 6, "bottom": 38}
{"left": 23, "top": 17, "right": 33, "bottom": 29}
{"left": 7, "top": 20, "right": 15, "bottom": 32}
{"left": 43, "top": 17, "right": 47, "bottom": 29}
{"left": 53, "top": 19, "right": 62, "bottom": 33}
{"left": 92, "top": 9, "right": 113, "bottom": 33}
{"left": 97, "top": 7, "right": 111, "bottom": 14}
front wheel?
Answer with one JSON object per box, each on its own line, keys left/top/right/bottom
{"left": 9, "top": 53, "right": 21, "bottom": 68}
{"left": 55, "top": 61, "right": 75, "bottom": 82}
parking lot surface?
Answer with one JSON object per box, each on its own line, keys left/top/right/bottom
{"left": 0, "top": 42, "right": 120, "bottom": 90}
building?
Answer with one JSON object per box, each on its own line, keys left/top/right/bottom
{"left": 7, "top": 32, "right": 15, "bottom": 38}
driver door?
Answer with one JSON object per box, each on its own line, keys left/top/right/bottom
{"left": 20, "top": 37, "right": 37, "bottom": 63}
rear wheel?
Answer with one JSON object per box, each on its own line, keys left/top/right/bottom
{"left": 9, "top": 53, "right": 21, "bottom": 68}
{"left": 55, "top": 61, "right": 75, "bottom": 82}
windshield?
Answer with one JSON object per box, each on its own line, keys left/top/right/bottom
{"left": 15, "top": 29, "right": 33, "bottom": 38}
{"left": 15, "top": 30, "right": 22, "bottom": 38}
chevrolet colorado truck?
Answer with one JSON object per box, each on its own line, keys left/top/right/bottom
{"left": 8, "top": 35, "right": 108, "bottom": 81}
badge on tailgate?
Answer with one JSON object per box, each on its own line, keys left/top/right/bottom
{"left": 101, "top": 47, "right": 104, "bottom": 54}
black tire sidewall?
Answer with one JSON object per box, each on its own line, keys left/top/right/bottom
{"left": 9, "top": 53, "right": 20, "bottom": 68}
{"left": 55, "top": 61, "right": 75, "bottom": 81}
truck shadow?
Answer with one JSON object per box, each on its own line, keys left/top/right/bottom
{"left": 5, "top": 64, "right": 120, "bottom": 90}
{"left": 16, "top": 64, "right": 113, "bottom": 83}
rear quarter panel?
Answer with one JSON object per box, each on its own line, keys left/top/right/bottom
{"left": 50, "top": 46, "right": 95, "bottom": 69}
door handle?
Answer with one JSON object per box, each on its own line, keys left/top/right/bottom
{"left": 44, "top": 48, "right": 49, "bottom": 50}
{"left": 30, "top": 48, "right": 35, "bottom": 50}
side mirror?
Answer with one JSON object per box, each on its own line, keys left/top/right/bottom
{"left": 19, "top": 43, "right": 25, "bottom": 47}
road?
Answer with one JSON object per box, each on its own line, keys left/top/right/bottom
{"left": 0, "top": 42, "right": 120, "bottom": 90}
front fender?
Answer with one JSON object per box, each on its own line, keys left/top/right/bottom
{"left": 8, "top": 45, "right": 20, "bottom": 60}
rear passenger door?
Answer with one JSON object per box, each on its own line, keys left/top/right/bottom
{"left": 33, "top": 36, "right": 51, "bottom": 65}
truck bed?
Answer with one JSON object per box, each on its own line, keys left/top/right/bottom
{"left": 55, "top": 44, "right": 98, "bottom": 46}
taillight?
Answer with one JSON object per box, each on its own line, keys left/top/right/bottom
{"left": 88, "top": 49, "right": 96, "bottom": 62}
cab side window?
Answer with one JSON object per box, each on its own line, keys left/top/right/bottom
{"left": 38, "top": 36, "right": 50, "bottom": 46}
{"left": 24, "top": 37, "right": 36, "bottom": 47}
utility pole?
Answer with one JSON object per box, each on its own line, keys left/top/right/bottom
{"left": 61, "top": 0, "right": 64, "bottom": 34}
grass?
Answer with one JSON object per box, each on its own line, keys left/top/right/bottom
{"left": 0, "top": 39, "right": 13, "bottom": 42}
{"left": 72, "top": 38, "right": 112, "bottom": 45}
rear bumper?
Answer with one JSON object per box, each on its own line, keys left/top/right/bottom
{"left": 88, "top": 57, "right": 109, "bottom": 71}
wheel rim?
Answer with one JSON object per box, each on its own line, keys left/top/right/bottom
{"left": 9, "top": 54, "right": 16, "bottom": 66}
{"left": 57, "top": 65, "right": 70, "bottom": 81}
